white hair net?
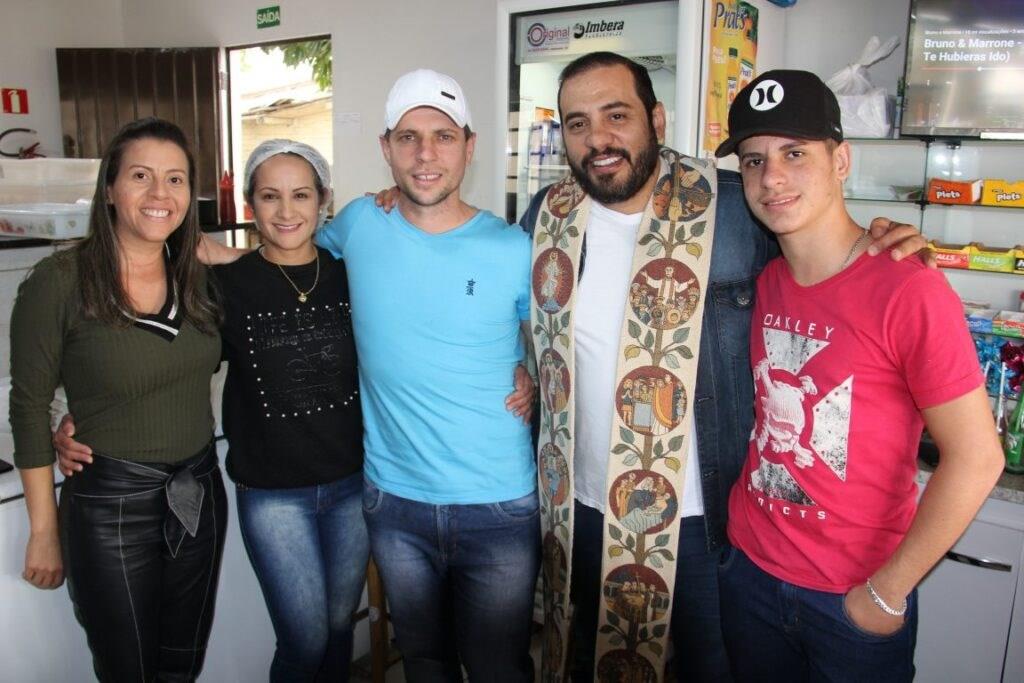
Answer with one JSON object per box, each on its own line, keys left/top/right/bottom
{"left": 243, "top": 139, "right": 333, "bottom": 227}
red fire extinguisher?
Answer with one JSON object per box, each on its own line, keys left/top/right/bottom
{"left": 218, "top": 171, "right": 236, "bottom": 225}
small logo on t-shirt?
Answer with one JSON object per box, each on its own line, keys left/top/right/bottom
{"left": 466, "top": 279, "right": 475, "bottom": 296}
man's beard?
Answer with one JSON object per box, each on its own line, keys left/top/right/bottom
{"left": 567, "top": 128, "right": 660, "bottom": 206}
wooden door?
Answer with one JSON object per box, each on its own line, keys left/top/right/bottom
{"left": 55, "top": 48, "right": 220, "bottom": 199}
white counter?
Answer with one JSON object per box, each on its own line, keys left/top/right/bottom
{"left": 0, "top": 438, "right": 277, "bottom": 682}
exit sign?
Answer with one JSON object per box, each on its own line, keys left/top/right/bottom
{"left": 257, "top": 6, "right": 280, "bottom": 29}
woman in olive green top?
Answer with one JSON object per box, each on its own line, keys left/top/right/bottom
{"left": 10, "top": 118, "right": 223, "bottom": 682}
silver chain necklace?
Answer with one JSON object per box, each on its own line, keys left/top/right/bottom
{"left": 840, "top": 230, "right": 869, "bottom": 271}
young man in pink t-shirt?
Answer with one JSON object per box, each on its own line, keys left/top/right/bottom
{"left": 714, "top": 70, "right": 1003, "bottom": 681}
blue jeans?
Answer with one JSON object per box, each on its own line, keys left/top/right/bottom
{"left": 570, "top": 501, "right": 731, "bottom": 681}
{"left": 362, "top": 479, "right": 541, "bottom": 682}
{"left": 236, "top": 472, "right": 369, "bottom": 683}
{"left": 718, "top": 545, "right": 917, "bottom": 683}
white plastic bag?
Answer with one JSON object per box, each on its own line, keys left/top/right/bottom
{"left": 826, "top": 36, "right": 900, "bottom": 138}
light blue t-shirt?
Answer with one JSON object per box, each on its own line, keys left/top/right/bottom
{"left": 318, "top": 197, "right": 535, "bottom": 504}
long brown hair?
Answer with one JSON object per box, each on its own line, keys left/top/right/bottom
{"left": 77, "top": 117, "right": 220, "bottom": 333}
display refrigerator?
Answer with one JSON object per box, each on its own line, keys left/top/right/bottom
{"left": 499, "top": 0, "right": 781, "bottom": 223}
{"left": 503, "top": 1, "right": 688, "bottom": 223}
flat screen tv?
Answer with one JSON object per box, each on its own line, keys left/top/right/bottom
{"left": 902, "top": 0, "right": 1024, "bottom": 138}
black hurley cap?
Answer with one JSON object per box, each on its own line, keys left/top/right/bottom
{"left": 715, "top": 69, "right": 844, "bottom": 158}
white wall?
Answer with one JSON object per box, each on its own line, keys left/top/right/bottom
{"left": 0, "top": 0, "right": 914, "bottom": 206}
{"left": 783, "top": 0, "right": 910, "bottom": 96}
{"left": 0, "top": 0, "right": 125, "bottom": 158}
{"left": 121, "top": 0, "right": 505, "bottom": 213}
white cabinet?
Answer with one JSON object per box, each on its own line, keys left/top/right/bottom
{"left": 915, "top": 496, "right": 1024, "bottom": 682}
{"left": 0, "top": 494, "right": 93, "bottom": 682}
{"left": 0, "top": 439, "right": 277, "bottom": 681}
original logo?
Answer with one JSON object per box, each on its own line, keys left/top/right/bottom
{"left": 527, "top": 22, "right": 548, "bottom": 46}
{"left": 750, "top": 80, "right": 784, "bottom": 112}
{"left": 527, "top": 22, "right": 570, "bottom": 48}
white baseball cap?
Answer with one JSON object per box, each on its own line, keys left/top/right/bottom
{"left": 384, "top": 69, "right": 473, "bottom": 133}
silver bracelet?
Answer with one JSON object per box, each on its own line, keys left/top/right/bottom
{"left": 865, "top": 578, "right": 907, "bottom": 617}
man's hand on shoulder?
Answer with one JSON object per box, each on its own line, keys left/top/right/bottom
{"left": 198, "top": 233, "right": 249, "bottom": 266}
{"left": 370, "top": 186, "right": 401, "bottom": 213}
{"left": 866, "top": 217, "right": 936, "bottom": 268}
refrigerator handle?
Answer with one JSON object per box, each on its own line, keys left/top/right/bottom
{"left": 944, "top": 550, "right": 1012, "bottom": 572}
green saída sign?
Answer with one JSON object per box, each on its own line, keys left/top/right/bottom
{"left": 257, "top": 6, "right": 281, "bottom": 29}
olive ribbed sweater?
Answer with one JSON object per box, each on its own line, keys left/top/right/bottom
{"left": 10, "top": 250, "right": 220, "bottom": 469}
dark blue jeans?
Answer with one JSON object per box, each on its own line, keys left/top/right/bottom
{"left": 718, "top": 545, "right": 917, "bottom": 683}
{"left": 362, "top": 479, "right": 541, "bottom": 683}
{"left": 570, "top": 501, "right": 731, "bottom": 681}
{"left": 236, "top": 472, "right": 369, "bottom": 683}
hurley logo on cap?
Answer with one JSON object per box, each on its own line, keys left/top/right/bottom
{"left": 750, "top": 80, "right": 784, "bottom": 112}
{"left": 714, "top": 69, "right": 844, "bottom": 158}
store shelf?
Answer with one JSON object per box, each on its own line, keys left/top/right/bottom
{"left": 927, "top": 202, "right": 1024, "bottom": 213}
{"left": 844, "top": 194, "right": 1024, "bottom": 212}
{"left": 941, "top": 267, "right": 1024, "bottom": 279}
{"left": 847, "top": 137, "right": 927, "bottom": 145}
{"left": 845, "top": 195, "right": 922, "bottom": 205}
{"left": 972, "top": 329, "right": 1024, "bottom": 341}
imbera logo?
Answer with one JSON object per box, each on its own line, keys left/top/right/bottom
{"left": 572, "top": 19, "right": 626, "bottom": 39}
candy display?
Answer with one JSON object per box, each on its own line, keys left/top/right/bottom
{"left": 926, "top": 177, "right": 1024, "bottom": 207}
{"left": 929, "top": 242, "right": 1024, "bottom": 274}
{"left": 1005, "top": 389, "right": 1024, "bottom": 474}
{"left": 970, "top": 244, "right": 1016, "bottom": 273}
{"left": 966, "top": 308, "right": 997, "bottom": 333}
{"left": 975, "top": 335, "right": 1024, "bottom": 398}
{"left": 981, "top": 179, "right": 1024, "bottom": 209}
{"left": 927, "top": 177, "right": 983, "bottom": 205}
{"left": 931, "top": 241, "right": 971, "bottom": 269}
{"left": 995, "top": 363, "right": 1009, "bottom": 443}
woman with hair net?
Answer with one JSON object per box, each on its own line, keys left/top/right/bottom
{"left": 215, "top": 140, "right": 367, "bottom": 682}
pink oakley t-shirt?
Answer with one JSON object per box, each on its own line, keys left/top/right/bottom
{"left": 727, "top": 252, "right": 983, "bottom": 592}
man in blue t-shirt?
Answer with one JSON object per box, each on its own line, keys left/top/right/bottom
{"left": 318, "top": 69, "right": 539, "bottom": 681}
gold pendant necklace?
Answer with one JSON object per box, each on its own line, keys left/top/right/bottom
{"left": 264, "top": 247, "right": 319, "bottom": 303}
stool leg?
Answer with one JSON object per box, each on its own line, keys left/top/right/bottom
{"left": 367, "top": 558, "right": 389, "bottom": 683}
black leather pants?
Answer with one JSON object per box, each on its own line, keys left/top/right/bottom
{"left": 59, "top": 442, "right": 227, "bottom": 683}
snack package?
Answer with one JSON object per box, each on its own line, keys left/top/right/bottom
{"left": 928, "top": 178, "right": 983, "bottom": 205}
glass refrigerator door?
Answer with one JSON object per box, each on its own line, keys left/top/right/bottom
{"left": 505, "top": 1, "right": 679, "bottom": 223}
